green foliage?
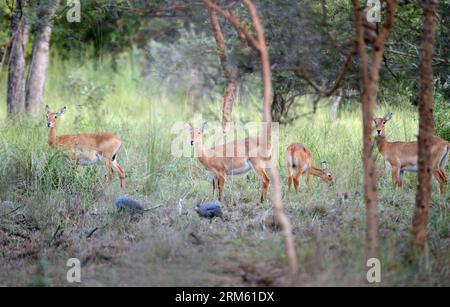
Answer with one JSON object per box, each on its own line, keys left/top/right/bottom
{"left": 0, "top": 1, "right": 12, "bottom": 48}
{"left": 51, "top": 0, "right": 183, "bottom": 60}
{"left": 434, "top": 93, "right": 450, "bottom": 141}
{"left": 64, "top": 72, "right": 109, "bottom": 126}
{"left": 147, "top": 28, "right": 221, "bottom": 100}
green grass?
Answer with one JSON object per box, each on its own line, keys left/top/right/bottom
{"left": 0, "top": 56, "right": 448, "bottom": 286}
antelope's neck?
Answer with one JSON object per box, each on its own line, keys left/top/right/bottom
{"left": 48, "top": 126, "right": 58, "bottom": 148}
{"left": 375, "top": 136, "right": 386, "bottom": 157}
{"left": 309, "top": 166, "right": 323, "bottom": 177}
{"left": 195, "top": 140, "right": 209, "bottom": 165}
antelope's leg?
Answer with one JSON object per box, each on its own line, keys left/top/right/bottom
{"left": 433, "top": 167, "right": 446, "bottom": 195}
{"left": 287, "top": 163, "right": 293, "bottom": 193}
{"left": 112, "top": 160, "right": 126, "bottom": 188}
{"left": 293, "top": 164, "right": 302, "bottom": 194}
{"left": 251, "top": 159, "right": 270, "bottom": 202}
{"left": 398, "top": 171, "right": 404, "bottom": 190}
{"left": 103, "top": 157, "right": 115, "bottom": 184}
{"left": 391, "top": 166, "right": 400, "bottom": 190}
{"left": 218, "top": 173, "right": 226, "bottom": 202}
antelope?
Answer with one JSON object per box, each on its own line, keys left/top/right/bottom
{"left": 374, "top": 113, "right": 449, "bottom": 194}
{"left": 45, "top": 105, "right": 126, "bottom": 187}
{"left": 185, "top": 123, "right": 272, "bottom": 203}
{"left": 286, "top": 143, "right": 333, "bottom": 193}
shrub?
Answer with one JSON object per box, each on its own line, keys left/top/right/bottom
{"left": 434, "top": 93, "right": 450, "bottom": 141}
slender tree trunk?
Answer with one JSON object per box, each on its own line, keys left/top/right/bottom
{"left": 330, "top": 89, "right": 342, "bottom": 121}
{"left": 207, "top": 0, "right": 240, "bottom": 134}
{"left": 0, "top": 37, "right": 14, "bottom": 82}
{"left": 202, "top": 0, "right": 299, "bottom": 282}
{"left": 242, "top": 0, "right": 299, "bottom": 281}
{"left": 352, "top": 0, "right": 398, "bottom": 259}
{"left": 7, "top": 0, "right": 30, "bottom": 117}
{"left": 222, "top": 79, "right": 239, "bottom": 129}
{"left": 412, "top": 0, "right": 438, "bottom": 249}
{"left": 25, "top": 0, "right": 60, "bottom": 116}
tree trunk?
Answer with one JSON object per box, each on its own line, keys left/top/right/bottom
{"left": 242, "top": 0, "right": 299, "bottom": 281}
{"left": 25, "top": 0, "right": 60, "bottom": 116}
{"left": 271, "top": 91, "right": 285, "bottom": 123}
{"left": 222, "top": 79, "right": 239, "bottom": 127}
{"left": 7, "top": 0, "right": 30, "bottom": 117}
{"left": 0, "top": 37, "right": 14, "bottom": 82}
{"left": 202, "top": 0, "right": 299, "bottom": 282}
{"left": 352, "top": 0, "right": 398, "bottom": 259}
{"left": 207, "top": 0, "right": 240, "bottom": 134}
{"left": 412, "top": 0, "right": 438, "bottom": 249}
{"left": 330, "top": 90, "right": 342, "bottom": 121}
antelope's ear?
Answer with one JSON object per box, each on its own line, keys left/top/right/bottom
{"left": 384, "top": 113, "right": 393, "bottom": 122}
{"left": 372, "top": 116, "right": 377, "bottom": 125}
{"left": 45, "top": 105, "right": 50, "bottom": 114}
{"left": 58, "top": 106, "right": 67, "bottom": 115}
{"left": 184, "top": 123, "right": 192, "bottom": 131}
{"left": 201, "top": 122, "right": 208, "bottom": 132}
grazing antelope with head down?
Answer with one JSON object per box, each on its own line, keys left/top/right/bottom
{"left": 45, "top": 105, "right": 126, "bottom": 187}
{"left": 286, "top": 143, "right": 333, "bottom": 193}
{"left": 185, "top": 123, "right": 272, "bottom": 203}
{"left": 374, "top": 113, "right": 449, "bottom": 194}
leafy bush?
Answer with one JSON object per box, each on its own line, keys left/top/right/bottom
{"left": 64, "top": 73, "right": 109, "bottom": 126}
{"left": 146, "top": 29, "right": 221, "bottom": 100}
{"left": 434, "top": 93, "right": 450, "bottom": 141}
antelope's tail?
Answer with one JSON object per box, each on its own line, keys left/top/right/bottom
{"left": 286, "top": 146, "right": 298, "bottom": 169}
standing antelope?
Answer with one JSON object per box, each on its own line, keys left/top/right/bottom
{"left": 374, "top": 113, "right": 449, "bottom": 194}
{"left": 185, "top": 123, "right": 272, "bottom": 203}
{"left": 286, "top": 143, "right": 333, "bottom": 193}
{"left": 45, "top": 105, "right": 126, "bottom": 187}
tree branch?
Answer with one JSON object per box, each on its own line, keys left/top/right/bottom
{"left": 202, "top": 0, "right": 261, "bottom": 50}
{"left": 274, "top": 48, "right": 355, "bottom": 97}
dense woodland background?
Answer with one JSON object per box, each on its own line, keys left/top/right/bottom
{"left": 0, "top": 0, "right": 448, "bottom": 286}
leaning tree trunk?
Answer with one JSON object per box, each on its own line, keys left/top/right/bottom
{"left": 7, "top": 0, "right": 30, "bottom": 117}
{"left": 25, "top": 0, "right": 60, "bottom": 116}
{"left": 412, "top": 0, "right": 438, "bottom": 249}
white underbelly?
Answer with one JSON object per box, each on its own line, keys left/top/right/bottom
{"left": 226, "top": 161, "right": 253, "bottom": 176}
{"left": 401, "top": 165, "right": 418, "bottom": 172}
{"left": 439, "top": 148, "right": 449, "bottom": 168}
{"left": 385, "top": 160, "right": 392, "bottom": 170}
{"left": 208, "top": 172, "right": 217, "bottom": 182}
{"left": 78, "top": 154, "right": 102, "bottom": 166}
{"left": 385, "top": 160, "right": 417, "bottom": 172}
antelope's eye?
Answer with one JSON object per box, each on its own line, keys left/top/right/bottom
{"left": 54, "top": 115, "right": 58, "bottom": 119}
{"left": 328, "top": 174, "right": 332, "bottom": 178}
{"left": 382, "top": 121, "right": 386, "bottom": 125}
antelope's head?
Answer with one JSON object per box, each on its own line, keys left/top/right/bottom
{"left": 45, "top": 105, "right": 66, "bottom": 128}
{"left": 320, "top": 161, "right": 333, "bottom": 186}
{"left": 373, "top": 113, "right": 393, "bottom": 138}
{"left": 185, "top": 123, "right": 207, "bottom": 146}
